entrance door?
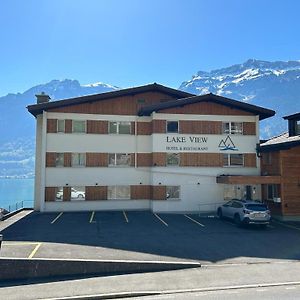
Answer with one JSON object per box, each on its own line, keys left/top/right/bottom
{"left": 246, "top": 185, "right": 252, "bottom": 200}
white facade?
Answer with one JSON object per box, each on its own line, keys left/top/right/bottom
{"left": 35, "top": 111, "right": 261, "bottom": 213}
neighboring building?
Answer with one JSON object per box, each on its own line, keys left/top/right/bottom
{"left": 27, "top": 83, "right": 275, "bottom": 213}
{"left": 260, "top": 113, "right": 300, "bottom": 220}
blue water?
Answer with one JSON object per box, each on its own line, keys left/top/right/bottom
{"left": 0, "top": 178, "right": 34, "bottom": 210}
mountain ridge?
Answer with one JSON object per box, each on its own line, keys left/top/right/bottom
{"left": 1, "top": 58, "right": 300, "bottom": 177}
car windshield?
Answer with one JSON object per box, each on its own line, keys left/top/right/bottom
{"left": 245, "top": 204, "right": 268, "bottom": 211}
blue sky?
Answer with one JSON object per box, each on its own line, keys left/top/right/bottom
{"left": 0, "top": 0, "right": 299, "bottom": 96}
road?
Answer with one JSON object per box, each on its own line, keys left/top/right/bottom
{"left": 130, "top": 284, "right": 300, "bottom": 299}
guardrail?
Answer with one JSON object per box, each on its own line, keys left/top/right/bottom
{"left": 6, "top": 200, "right": 33, "bottom": 212}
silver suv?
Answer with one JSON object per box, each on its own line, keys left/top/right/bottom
{"left": 217, "top": 199, "right": 271, "bottom": 227}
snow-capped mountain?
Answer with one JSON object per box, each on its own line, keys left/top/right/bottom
{"left": 0, "top": 79, "right": 118, "bottom": 178}
{"left": 179, "top": 59, "right": 300, "bottom": 138}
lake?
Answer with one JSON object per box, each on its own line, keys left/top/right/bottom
{"left": 0, "top": 178, "right": 34, "bottom": 211}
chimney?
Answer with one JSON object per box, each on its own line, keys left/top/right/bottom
{"left": 35, "top": 92, "right": 50, "bottom": 104}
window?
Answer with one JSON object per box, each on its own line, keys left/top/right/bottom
{"left": 73, "top": 120, "right": 86, "bottom": 133}
{"left": 72, "top": 153, "right": 86, "bottom": 167}
{"left": 109, "top": 121, "right": 131, "bottom": 134}
{"left": 167, "top": 121, "right": 179, "bottom": 133}
{"left": 108, "top": 153, "right": 131, "bottom": 166}
{"left": 166, "top": 153, "right": 180, "bottom": 166}
{"left": 296, "top": 120, "right": 300, "bottom": 135}
{"left": 223, "top": 154, "right": 244, "bottom": 166}
{"left": 267, "top": 184, "right": 279, "bottom": 200}
{"left": 232, "top": 201, "right": 243, "bottom": 208}
{"left": 57, "top": 120, "right": 65, "bottom": 133}
{"left": 108, "top": 186, "right": 130, "bottom": 200}
{"left": 166, "top": 186, "right": 180, "bottom": 200}
{"left": 71, "top": 187, "right": 85, "bottom": 200}
{"left": 55, "top": 153, "right": 64, "bottom": 167}
{"left": 262, "top": 152, "right": 272, "bottom": 165}
{"left": 223, "top": 122, "right": 243, "bottom": 135}
{"left": 55, "top": 187, "right": 64, "bottom": 201}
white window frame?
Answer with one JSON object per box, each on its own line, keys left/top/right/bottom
{"left": 166, "top": 153, "right": 180, "bottom": 166}
{"left": 57, "top": 119, "right": 65, "bottom": 133}
{"left": 70, "top": 186, "right": 86, "bottom": 201}
{"left": 108, "top": 153, "right": 131, "bottom": 167}
{"left": 55, "top": 187, "right": 64, "bottom": 201}
{"left": 108, "top": 121, "right": 131, "bottom": 134}
{"left": 71, "top": 153, "right": 86, "bottom": 167}
{"left": 55, "top": 153, "right": 64, "bottom": 167}
{"left": 223, "top": 153, "right": 244, "bottom": 167}
{"left": 108, "top": 185, "right": 130, "bottom": 200}
{"left": 72, "top": 120, "right": 86, "bottom": 133}
{"left": 222, "top": 122, "right": 243, "bottom": 135}
{"left": 166, "top": 120, "right": 179, "bottom": 133}
{"left": 166, "top": 186, "right": 180, "bottom": 200}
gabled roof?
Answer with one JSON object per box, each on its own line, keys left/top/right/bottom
{"left": 283, "top": 112, "right": 300, "bottom": 120}
{"left": 27, "top": 83, "right": 195, "bottom": 117}
{"left": 138, "top": 93, "right": 275, "bottom": 120}
{"left": 259, "top": 132, "right": 300, "bottom": 152}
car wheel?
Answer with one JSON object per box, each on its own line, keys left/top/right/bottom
{"left": 217, "top": 208, "right": 223, "bottom": 219}
{"left": 234, "top": 214, "right": 241, "bottom": 226}
{"left": 77, "top": 194, "right": 84, "bottom": 199}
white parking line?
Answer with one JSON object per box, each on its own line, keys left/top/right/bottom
{"left": 89, "top": 211, "right": 95, "bottom": 223}
{"left": 50, "top": 212, "right": 63, "bottom": 224}
{"left": 154, "top": 213, "right": 168, "bottom": 227}
{"left": 123, "top": 211, "right": 129, "bottom": 223}
{"left": 184, "top": 214, "right": 205, "bottom": 227}
{"left": 28, "top": 242, "right": 42, "bottom": 258}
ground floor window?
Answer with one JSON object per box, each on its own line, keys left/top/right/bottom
{"left": 166, "top": 186, "right": 180, "bottom": 200}
{"left": 267, "top": 184, "right": 280, "bottom": 200}
{"left": 108, "top": 186, "right": 130, "bottom": 200}
{"left": 70, "top": 187, "right": 86, "bottom": 200}
{"left": 55, "top": 187, "right": 64, "bottom": 201}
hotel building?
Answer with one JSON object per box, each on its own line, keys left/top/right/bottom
{"left": 27, "top": 83, "right": 275, "bottom": 213}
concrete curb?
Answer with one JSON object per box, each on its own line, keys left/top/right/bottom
{"left": 0, "top": 257, "right": 201, "bottom": 281}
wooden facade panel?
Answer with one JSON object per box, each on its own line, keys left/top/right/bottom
{"left": 64, "top": 153, "right": 72, "bottom": 167}
{"left": 87, "top": 120, "right": 108, "bottom": 134}
{"left": 63, "top": 187, "right": 71, "bottom": 201}
{"left": 65, "top": 119, "right": 72, "bottom": 133}
{"left": 48, "top": 91, "right": 177, "bottom": 115}
{"left": 137, "top": 153, "right": 152, "bottom": 167}
{"left": 46, "top": 152, "right": 56, "bottom": 167}
{"left": 180, "top": 121, "right": 222, "bottom": 134}
{"left": 160, "top": 101, "right": 255, "bottom": 116}
{"left": 243, "top": 122, "right": 256, "bottom": 135}
{"left": 137, "top": 122, "right": 152, "bottom": 135}
{"left": 86, "top": 153, "right": 108, "bottom": 167}
{"left": 130, "top": 185, "right": 151, "bottom": 199}
{"left": 244, "top": 153, "right": 257, "bottom": 168}
{"left": 180, "top": 153, "right": 222, "bottom": 167}
{"left": 153, "top": 152, "right": 166, "bottom": 166}
{"left": 131, "top": 122, "right": 136, "bottom": 135}
{"left": 152, "top": 186, "right": 166, "bottom": 200}
{"left": 86, "top": 186, "right": 107, "bottom": 200}
{"left": 152, "top": 120, "right": 166, "bottom": 133}
{"left": 47, "top": 119, "right": 57, "bottom": 133}
{"left": 45, "top": 187, "right": 56, "bottom": 202}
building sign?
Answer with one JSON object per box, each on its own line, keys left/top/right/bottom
{"left": 152, "top": 134, "right": 255, "bottom": 153}
{"left": 218, "top": 135, "right": 238, "bottom": 151}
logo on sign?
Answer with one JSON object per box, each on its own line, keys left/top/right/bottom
{"left": 218, "top": 135, "right": 238, "bottom": 151}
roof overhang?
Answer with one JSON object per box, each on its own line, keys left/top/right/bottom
{"left": 138, "top": 93, "right": 275, "bottom": 120}
{"left": 216, "top": 175, "right": 281, "bottom": 185}
{"left": 27, "top": 83, "right": 195, "bottom": 117}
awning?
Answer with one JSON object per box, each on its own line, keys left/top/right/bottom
{"left": 216, "top": 175, "right": 281, "bottom": 185}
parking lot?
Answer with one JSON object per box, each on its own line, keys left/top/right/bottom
{"left": 1, "top": 210, "right": 300, "bottom": 264}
